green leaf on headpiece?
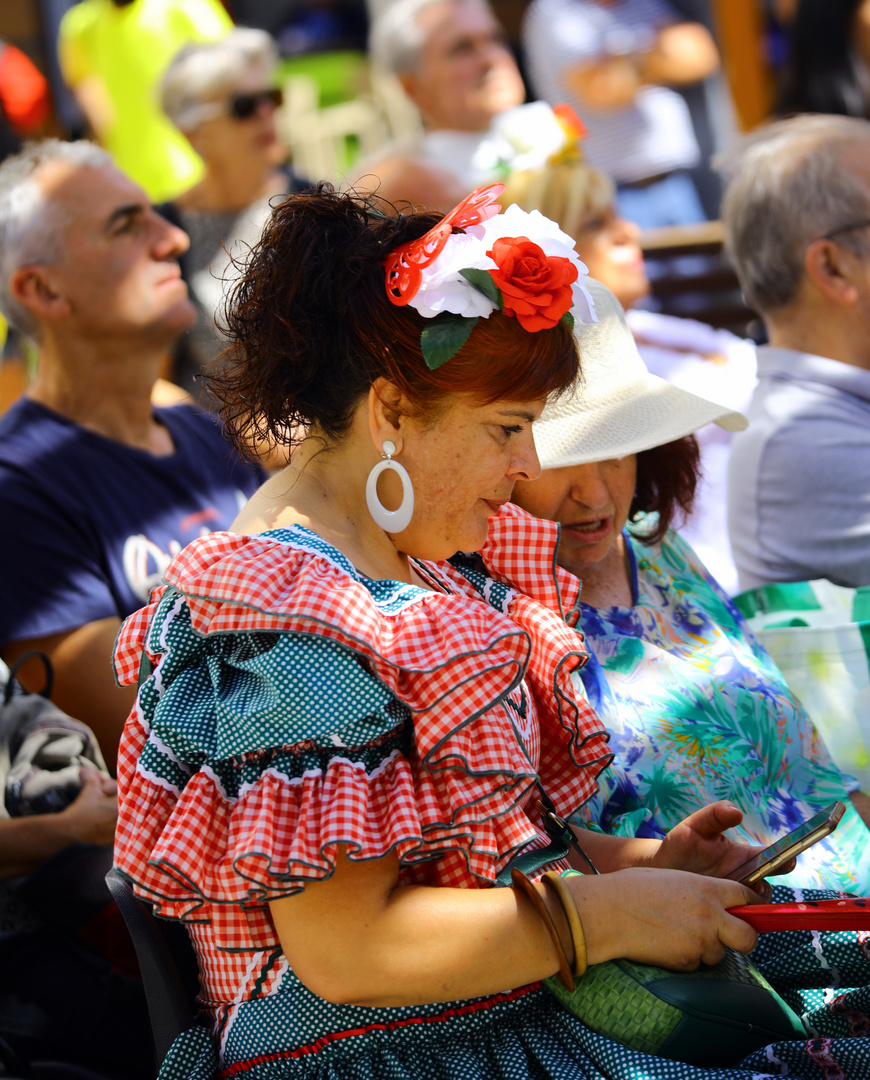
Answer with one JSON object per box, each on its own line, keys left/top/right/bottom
{"left": 421, "top": 312, "right": 479, "bottom": 369}
{"left": 459, "top": 267, "right": 503, "bottom": 309}
{"left": 559, "top": 310, "right": 575, "bottom": 332}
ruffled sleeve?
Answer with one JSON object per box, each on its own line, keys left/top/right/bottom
{"left": 437, "top": 503, "right": 611, "bottom": 809}
{"left": 114, "top": 523, "right": 611, "bottom": 950}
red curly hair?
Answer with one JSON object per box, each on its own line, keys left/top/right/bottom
{"left": 209, "top": 184, "right": 580, "bottom": 457}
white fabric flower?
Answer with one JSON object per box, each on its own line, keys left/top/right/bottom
{"left": 478, "top": 204, "right": 579, "bottom": 260}
{"left": 489, "top": 102, "right": 570, "bottom": 173}
{"left": 405, "top": 230, "right": 498, "bottom": 319}
{"left": 405, "top": 202, "right": 598, "bottom": 324}
{"left": 571, "top": 277, "right": 598, "bottom": 325}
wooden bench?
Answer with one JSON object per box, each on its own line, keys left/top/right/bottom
{"left": 640, "top": 220, "right": 762, "bottom": 339}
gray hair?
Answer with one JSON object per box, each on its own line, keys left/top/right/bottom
{"left": 718, "top": 114, "right": 870, "bottom": 313}
{"left": 370, "top": 0, "right": 491, "bottom": 76}
{"left": 161, "top": 28, "right": 278, "bottom": 131}
{"left": 0, "top": 139, "right": 111, "bottom": 339}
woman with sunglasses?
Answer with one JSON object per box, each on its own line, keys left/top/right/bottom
{"left": 158, "top": 28, "right": 307, "bottom": 408}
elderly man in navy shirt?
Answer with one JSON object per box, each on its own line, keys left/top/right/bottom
{"left": 722, "top": 115, "right": 870, "bottom": 592}
{"left": 0, "top": 140, "right": 265, "bottom": 765}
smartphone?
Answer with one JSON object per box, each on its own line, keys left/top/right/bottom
{"left": 725, "top": 801, "right": 846, "bottom": 888}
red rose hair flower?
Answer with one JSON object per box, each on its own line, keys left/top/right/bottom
{"left": 380, "top": 186, "right": 596, "bottom": 369}
{"left": 487, "top": 236, "right": 579, "bottom": 332}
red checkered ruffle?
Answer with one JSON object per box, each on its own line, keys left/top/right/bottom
{"left": 113, "top": 505, "right": 611, "bottom": 951}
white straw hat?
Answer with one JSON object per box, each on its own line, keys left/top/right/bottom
{"left": 534, "top": 279, "right": 748, "bottom": 469}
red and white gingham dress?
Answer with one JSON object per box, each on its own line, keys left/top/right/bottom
{"left": 113, "top": 503, "right": 613, "bottom": 1078}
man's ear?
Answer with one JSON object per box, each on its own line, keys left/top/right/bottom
{"left": 368, "top": 377, "right": 407, "bottom": 453}
{"left": 804, "top": 238, "right": 861, "bottom": 306}
{"left": 10, "top": 265, "right": 70, "bottom": 321}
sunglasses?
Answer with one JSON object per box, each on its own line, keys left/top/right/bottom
{"left": 228, "top": 87, "right": 283, "bottom": 120}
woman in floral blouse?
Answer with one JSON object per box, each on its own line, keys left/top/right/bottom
{"left": 513, "top": 278, "right": 870, "bottom": 895}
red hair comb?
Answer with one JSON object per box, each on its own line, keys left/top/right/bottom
{"left": 384, "top": 183, "right": 504, "bottom": 306}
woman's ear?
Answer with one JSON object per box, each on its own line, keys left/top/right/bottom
{"left": 368, "top": 378, "right": 406, "bottom": 453}
{"left": 185, "top": 124, "right": 209, "bottom": 157}
{"left": 804, "top": 237, "right": 861, "bottom": 306}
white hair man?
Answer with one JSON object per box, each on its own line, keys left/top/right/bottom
{"left": 358, "top": 0, "right": 526, "bottom": 209}
{"left": 0, "top": 140, "right": 265, "bottom": 764}
{"left": 721, "top": 115, "right": 870, "bottom": 591}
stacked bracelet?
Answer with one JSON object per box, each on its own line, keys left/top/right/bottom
{"left": 510, "top": 868, "right": 574, "bottom": 990}
{"left": 542, "top": 870, "right": 587, "bottom": 978}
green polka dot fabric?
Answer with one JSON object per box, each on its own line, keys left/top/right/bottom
{"left": 153, "top": 916, "right": 870, "bottom": 1080}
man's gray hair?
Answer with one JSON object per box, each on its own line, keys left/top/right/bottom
{"left": 370, "top": 0, "right": 490, "bottom": 76}
{"left": 0, "top": 138, "right": 111, "bottom": 338}
{"left": 719, "top": 114, "right": 870, "bottom": 314}
{"left": 161, "top": 28, "right": 278, "bottom": 132}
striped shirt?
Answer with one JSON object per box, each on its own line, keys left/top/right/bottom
{"left": 522, "top": 0, "right": 700, "bottom": 183}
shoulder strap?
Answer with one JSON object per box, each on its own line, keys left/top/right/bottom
{"left": 494, "top": 786, "right": 599, "bottom": 885}
{"left": 3, "top": 650, "right": 53, "bottom": 704}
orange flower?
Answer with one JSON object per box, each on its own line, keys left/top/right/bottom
{"left": 553, "top": 103, "right": 587, "bottom": 141}
{"left": 487, "top": 236, "right": 578, "bottom": 332}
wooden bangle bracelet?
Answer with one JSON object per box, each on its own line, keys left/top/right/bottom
{"left": 542, "top": 871, "right": 587, "bottom": 978}
{"left": 511, "top": 868, "right": 574, "bottom": 990}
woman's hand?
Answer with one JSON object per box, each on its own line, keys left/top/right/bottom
{"left": 567, "top": 865, "right": 760, "bottom": 970}
{"left": 652, "top": 801, "right": 750, "bottom": 875}
{"left": 648, "top": 801, "right": 793, "bottom": 900}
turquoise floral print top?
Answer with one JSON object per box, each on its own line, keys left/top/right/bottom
{"left": 572, "top": 522, "right": 870, "bottom": 894}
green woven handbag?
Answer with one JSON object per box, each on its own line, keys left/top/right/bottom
{"left": 500, "top": 802, "right": 806, "bottom": 1066}
{"left": 546, "top": 944, "right": 806, "bottom": 1066}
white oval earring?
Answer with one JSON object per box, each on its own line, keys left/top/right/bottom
{"left": 365, "top": 439, "right": 414, "bottom": 533}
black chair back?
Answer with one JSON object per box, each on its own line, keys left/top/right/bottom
{"left": 104, "top": 868, "right": 198, "bottom": 1070}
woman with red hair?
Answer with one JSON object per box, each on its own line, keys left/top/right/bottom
{"left": 111, "top": 186, "right": 868, "bottom": 1080}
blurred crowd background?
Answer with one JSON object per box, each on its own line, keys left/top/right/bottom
{"left": 0, "top": 0, "right": 834, "bottom": 477}
{"left": 0, "top": 1, "right": 837, "bottom": 228}
{"left": 0, "top": 1, "right": 805, "bottom": 161}
{"left": 0, "top": 0, "right": 863, "bottom": 597}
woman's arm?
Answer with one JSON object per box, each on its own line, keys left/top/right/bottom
{"left": 268, "top": 836, "right": 759, "bottom": 1008}
{"left": 268, "top": 846, "right": 563, "bottom": 1007}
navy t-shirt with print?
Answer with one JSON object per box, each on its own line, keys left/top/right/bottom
{"left": 0, "top": 398, "right": 266, "bottom": 647}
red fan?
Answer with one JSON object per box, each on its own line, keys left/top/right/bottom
{"left": 384, "top": 183, "right": 505, "bottom": 306}
{"left": 730, "top": 898, "right": 870, "bottom": 932}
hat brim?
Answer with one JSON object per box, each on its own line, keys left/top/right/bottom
{"left": 535, "top": 372, "right": 748, "bottom": 469}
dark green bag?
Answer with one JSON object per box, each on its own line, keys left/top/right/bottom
{"left": 545, "top": 880, "right": 806, "bottom": 1066}
{"left": 503, "top": 802, "right": 806, "bottom": 1067}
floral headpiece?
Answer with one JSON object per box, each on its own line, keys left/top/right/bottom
{"left": 384, "top": 184, "right": 597, "bottom": 369}
{"left": 487, "top": 101, "right": 587, "bottom": 176}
